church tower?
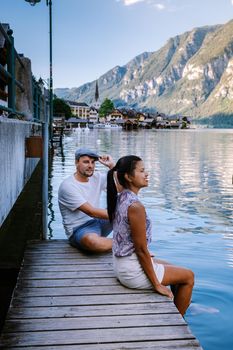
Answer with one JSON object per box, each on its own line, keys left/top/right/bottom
{"left": 93, "top": 80, "right": 100, "bottom": 110}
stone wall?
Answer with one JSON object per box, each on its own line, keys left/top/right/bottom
{"left": 0, "top": 117, "right": 41, "bottom": 226}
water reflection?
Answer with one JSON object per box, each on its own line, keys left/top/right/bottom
{"left": 48, "top": 129, "right": 233, "bottom": 246}
{"left": 48, "top": 145, "right": 65, "bottom": 239}
{"left": 48, "top": 129, "right": 233, "bottom": 350}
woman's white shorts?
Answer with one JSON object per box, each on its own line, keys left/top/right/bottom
{"left": 113, "top": 253, "right": 165, "bottom": 289}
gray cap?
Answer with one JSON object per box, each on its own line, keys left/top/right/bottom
{"left": 75, "top": 148, "right": 99, "bottom": 160}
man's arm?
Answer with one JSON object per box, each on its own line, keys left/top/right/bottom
{"left": 78, "top": 202, "right": 108, "bottom": 220}
{"left": 98, "top": 155, "right": 115, "bottom": 169}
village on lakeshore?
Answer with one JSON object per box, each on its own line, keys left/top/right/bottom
{"left": 53, "top": 82, "right": 191, "bottom": 133}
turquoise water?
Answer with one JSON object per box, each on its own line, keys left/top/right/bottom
{"left": 48, "top": 129, "right": 233, "bottom": 350}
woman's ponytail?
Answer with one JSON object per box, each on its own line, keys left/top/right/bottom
{"left": 107, "top": 155, "right": 142, "bottom": 222}
{"left": 107, "top": 168, "right": 118, "bottom": 222}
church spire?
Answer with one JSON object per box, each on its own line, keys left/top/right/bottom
{"left": 95, "top": 80, "right": 99, "bottom": 102}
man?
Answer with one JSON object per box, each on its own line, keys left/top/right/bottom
{"left": 58, "top": 148, "right": 114, "bottom": 253}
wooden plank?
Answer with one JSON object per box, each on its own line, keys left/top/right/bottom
{"left": 0, "top": 325, "right": 195, "bottom": 347}
{"left": 14, "top": 285, "right": 149, "bottom": 297}
{"left": 5, "top": 339, "right": 203, "bottom": 350}
{"left": 25, "top": 247, "right": 111, "bottom": 261}
{"left": 21, "top": 265, "right": 113, "bottom": 272}
{"left": 16, "top": 277, "right": 119, "bottom": 288}
{"left": 25, "top": 246, "right": 87, "bottom": 252}
{"left": 7, "top": 302, "right": 176, "bottom": 319}
{"left": 3, "top": 313, "right": 186, "bottom": 332}
{"left": 23, "top": 253, "right": 109, "bottom": 259}
{"left": 12, "top": 293, "right": 167, "bottom": 307}
{"left": 20, "top": 263, "right": 114, "bottom": 272}
{"left": 23, "top": 258, "right": 112, "bottom": 265}
{"left": 26, "top": 240, "right": 68, "bottom": 246}
{"left": 19, "top": 270, "right": 115, "bottom": 279}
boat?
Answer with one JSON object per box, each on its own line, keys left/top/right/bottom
{"left": 108, "top": 124, "right": 122, "bottom": 130}
{"left": 93, "top": 123, "right": 122, "bottom": 130}
{"left": 93, "top": 123, "right": 105, "bottom": 129}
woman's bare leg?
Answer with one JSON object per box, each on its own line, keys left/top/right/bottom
{"left": 153, "top": 258, "right": 178, "bottom": 297}
{"left": 161, "top": 265, "right": 194, "bottom": 316}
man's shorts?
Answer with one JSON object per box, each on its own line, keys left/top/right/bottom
{"left": 69, "top": 219, "right": 112, "bottom": 250}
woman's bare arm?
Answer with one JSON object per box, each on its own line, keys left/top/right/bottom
{"left": 128, "top": 202, "right": 173, "bottom": 299}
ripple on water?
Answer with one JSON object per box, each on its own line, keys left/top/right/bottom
{"left": 188, "top": 303, "right": 220, "bottom": 315}
{"left": 186, "top": 282, "right": 233, "bottom": 350}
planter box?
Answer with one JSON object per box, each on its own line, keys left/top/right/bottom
{"left": 25, "top": 136, "right": 43, "bottom": 158}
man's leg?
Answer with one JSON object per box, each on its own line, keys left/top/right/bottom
{"left": 80, "top": 233, "right": 112, "bottom": 253}
{"left": 69, "top": 219, "right": 112, "bottom": 253}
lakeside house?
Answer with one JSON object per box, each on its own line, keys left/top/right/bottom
{"left": 53, "top": 100, "right": 191, "bottom": 130}
{"left": 65, "top": 100, "right": 90, "bottom": 119}
{"left": 88, "top": 106, "right": 99, "bottom": 124}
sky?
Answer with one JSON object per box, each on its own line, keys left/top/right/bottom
{"left": 1, "top": 0, "right": 233, "bottom": 89}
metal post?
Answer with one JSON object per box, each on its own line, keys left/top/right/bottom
{"left": 48, "top": 0, "right": 53, "bottom": 142}
{"left": 42, "top": 95, "right": 49, "bottom": 239}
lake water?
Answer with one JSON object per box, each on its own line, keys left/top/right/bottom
{"left": 48, "top": 128, "right": 233, "bottom": 350}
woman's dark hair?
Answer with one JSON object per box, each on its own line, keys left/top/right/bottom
{"left": 107, "top": 155, "right": 142, "bottom": 222}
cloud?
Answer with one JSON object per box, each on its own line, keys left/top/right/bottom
{"left": 153, "top": 3, "right": 165, "bottom": 10}
{"left": 117, "top": 0, "right": 166, "bottom": 10}
{"left": 120, "top": 0, "right": 144, "bottom": 5}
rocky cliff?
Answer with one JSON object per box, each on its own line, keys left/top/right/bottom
{"left": 55, "top": 19, "right": 233, "bottom": 124}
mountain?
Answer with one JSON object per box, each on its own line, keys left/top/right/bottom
{"left": 54, "top": 51, "right": 152, "bottom": 107}
{"left": 54, "top": 19, "right": 233, "bottom": 125}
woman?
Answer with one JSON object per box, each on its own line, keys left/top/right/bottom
{"left": 107, "top": 155, "right": 194, "bottom": 316}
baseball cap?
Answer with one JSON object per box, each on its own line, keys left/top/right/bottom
{"left": 75, "top": 148, "right": 99, "bottom": 160}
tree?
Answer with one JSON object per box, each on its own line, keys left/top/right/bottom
{"left": 53, "top": 98, "right": 72, "bottom": 119}
{"left": 99, "top": 98, "right": 114, "bottom": 117}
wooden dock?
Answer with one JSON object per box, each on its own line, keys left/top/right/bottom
{"left": 51, "top": 126, "right": 63, "bottom": 147}
{"left": 0, "top": 240, "right": 202, "bottom": 349}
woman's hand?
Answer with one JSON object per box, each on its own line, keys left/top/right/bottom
{"left": 154, "top": 284, "right": 174, "bottom": 300}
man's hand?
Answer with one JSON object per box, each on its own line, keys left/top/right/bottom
{"left": 98, "top": 155, "right": 115, "bottom": 169}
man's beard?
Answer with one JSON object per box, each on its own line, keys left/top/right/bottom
{"left": 81, "top": 169, "right": 94, "bottom": 177}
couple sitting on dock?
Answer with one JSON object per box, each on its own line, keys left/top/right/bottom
{"left": 58, "top": 148, "right": 194, "bottom": 316}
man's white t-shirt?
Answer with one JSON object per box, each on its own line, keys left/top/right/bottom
{"left": 58, "top": 172, "right": 107, "bottom": 238}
